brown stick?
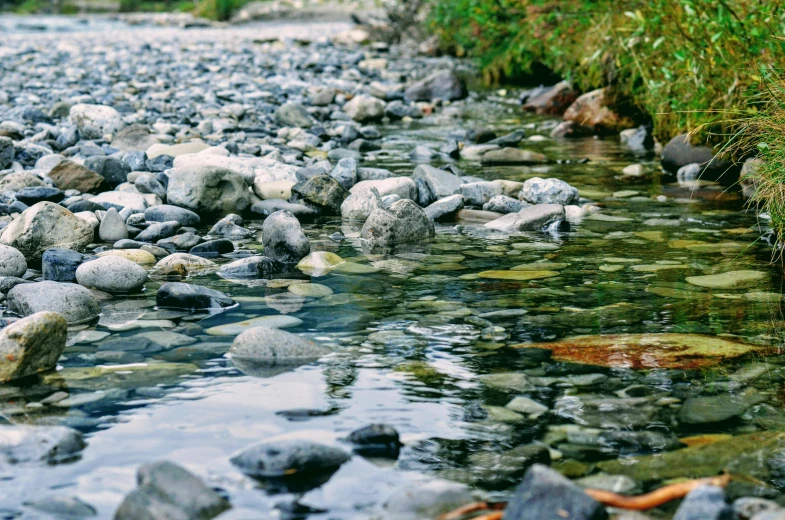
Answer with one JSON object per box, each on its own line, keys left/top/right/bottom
{"left": 437, "top": 502, "right": 506, "bottom": 520}
{"left": 584, "top": 474, "right": 731, "bottom": 510}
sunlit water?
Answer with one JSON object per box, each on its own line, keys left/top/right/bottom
{"left": 1, "top": 18, "right": 784, "bottom": 520}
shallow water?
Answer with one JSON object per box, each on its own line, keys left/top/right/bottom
{"left": 1, "top": 19, "right": 785, "bottom": 520}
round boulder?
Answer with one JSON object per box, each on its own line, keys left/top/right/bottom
{"left": 0, "top": 245, "right": 27, "bottom": 277}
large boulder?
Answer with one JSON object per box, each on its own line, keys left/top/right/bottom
{"left": 361, "top": 199, "right": 434, "bottom": 249}
{"left": 661, "top": 134, "right": 739, "bottom": 182}
{"left": 69, "top": 103, "right": 124, "bottom": 139}
{"left": 167, "top": 166, "right": 249, "bottom": 215}
{"left": 343, "top": 95, "right": 386, "bottom": 123}
{"left": 0, "top": 202, "right": 94, "bottom": 262}
{"left": 75, "top": 256, "right": 147, "bottom": 293}
{"left": 563, "top": 88, "right": 637, "bottom": 134}
{"left": 48, "top": 160, "right": 106, "bottom": 193}
{"left": 261, "top": 210, "right": 310, "bottom": 264}
{"left": 0, "top": 311, "right": 67, "bottom": 382}
{"left": 485, "top": 204, "right": 566, "bottom": 232}
{"left": 520, "top": 177, "right": 579, "bottom": 205}
{"left": 8, "top": 280, "right": 99, "bottom": 324}
{"left": 291, "top": 175, "right": 349, "bottom": 215}
{"left": 405, "top": 70, "right": 467, "bottom": 102}
{"left": 114, "top": 461, "right": 230, "bottom": 520}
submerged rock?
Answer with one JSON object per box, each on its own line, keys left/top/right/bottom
{"left": 296, "top": 251, "right": 345, "bottom": 277}
{"left": 0, "top": 311, "right": 67, "bottom": 382}
{"left": 0, "top": 424, "right": 85, "bottom": 464}
{"left": 686, "top": 270, "right": 767, "bottom": 290}
{"left": 230, "top": 326, "right": 331, "bottom": 370}
{"left": 114, "top": 461, "right": 230, "bottom": 520}
{"left": 511, "top": 333, "right": 762, "bottom": 370}
{"left": 157, "top": 282, "right": 234, "bottom": 310}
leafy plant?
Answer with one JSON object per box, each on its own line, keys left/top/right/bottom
{"left": 429, "top": 0, "right": 785, "bottom": 143}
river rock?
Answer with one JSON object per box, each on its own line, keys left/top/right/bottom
{"left": 661, "top": 134, "right": 738, "bottom": 181}
{"left": 114, "top": 461, "right": 230, "bottom": 520}
{"left": 275, "top": 102, "right": 315, "bottom": 128}
{"left": 686, "top": 270, "right": 767, "bottom": 290}
{"left": 42, "top": 248, "right": 93, "bottom": 282}
{"left": 485, "top": 204, "right": 565, "bottom": 231}
{"left": 205, "top": 315, "right": 302, "bottom": 336}
{"left": 0, "top": 172, "right": 44, "bottom": 192}
{"left": 218, "top": 256, "right": 282, "bottom": 278}
{"left": 522, "top": 81, "right": 579, "bottom": 115}
{"left": 76, "top": 256, "right": 148, "bottom": 293}
{"left": 230, "top": 438, "right": 349, "bottom": 478}
{"left": 111, "top": 124, "right": 160, "bottom": 151}
{"left": 0, "top": 202, "right": 94, "bottom": 262}
{"left": 230, "top": 326, "right": 331, "bottom": 366}
{"left": 504, "top": 464, "right": 607, "bottom": 520}
{"left": 563, "top": 88, "right": 636, "bottom": 134}
{"left": 69, "top": 103, "right": 124, "bottom": 139}
{"left": 520, "top": 177, "right": 579, "bottom": 205}
{"left": 98, "top": 208, "right": 128, "bottom": 242}
{"left": 330, "top": 158, "right": 358, "bottom": 190}
{"left": 361, "top": 199, "right": 434, "bottom": 249}
{"left": 90, "top": 191, "right": 148, "bottom": 213}
{"left": 296, "top": 251, "right": 345, "bottom": 276}
{"left": 167, "top": 166, "right": 249, "bottom": 214}
{"left": 679, "top": 390, "right": 766, "bottom": 425}
{"left": 460, "top": 181, "right": 503, "bottom": 206}
{"left": 291, "top": 174, "right": 349, "bottom": 214}
{"left": 0, "top": 311, "right": 67, "bottom": 382}
{"left": 157, "top": 282, "right": 234, "bottom": 310}
{"left": 484, "top": 195, "right": 526, "bottom": 214}
{"left": 135, "top": 220, "right": 180, "bottom": 242}
{"left": 8, "top": 280, "right": 99, "bottom": 324}
{"left": 0, "top": 424, "right": 84, "bottom": 464}
{"left": 480, "top": 148, "right": 548, "bottom": 165}
{"left": 672, "top": 485, "right": 733, "bottom": 520}
{"left": 346, "top": 423, "right": 401, "bottom": 457}
{"left": 97, "top": 249, "right": 157, "bottom": 265}
{"left": 261, "top": 210, "right": 310, "bottom": 264}
{"left": 144, "top": 204, "right": 200, "bottom": 226}
{"left": 0, "top": 244, "right": 26, "bottom": 277}
{"left": 251, "top": 199, "right": 318, "bottom": 218}
{"left": 48, "top": 160, "right": 106, "bottom": 193}
{"left": 412, "top": 165, "right": 463, "bottom": 200}
{"left": 404, "top": 70, "right": 467, "bottom": 102}
{"left": 424, "top": 194, "right": 465, "bottom": 221}
{"left": 189, "top": 239, "right": 234, "bottom": 257}
{"left": 343, "top": 95, "right": 386, "bottom": 122}
{"left": 153, "top": 253, "right": 217, "bottom": 276}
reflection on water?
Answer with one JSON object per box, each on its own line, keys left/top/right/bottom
{"left": 2, "top": 93, "right": 785, "bottom": 517}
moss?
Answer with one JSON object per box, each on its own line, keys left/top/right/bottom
{"left": 429, "top": 0, "right": 785, "bottom": 143}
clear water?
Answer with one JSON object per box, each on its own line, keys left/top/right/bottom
{"left": 1, "top": 21, "right": 784, "bottom": 520}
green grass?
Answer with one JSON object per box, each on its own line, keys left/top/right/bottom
{"left": 429, "top": 0, "right": 785, "bottom": 143}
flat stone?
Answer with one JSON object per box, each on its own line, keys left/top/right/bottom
{"left": 205, "top": 315, "right": 303, "bottom": 336}
{"left": 686, "top": 270, "right": 767, "bottom": 289}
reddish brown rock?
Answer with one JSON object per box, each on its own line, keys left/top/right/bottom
{"left": 563, "top": 88, "right": 637, "bottom": 134}
{"left": 48, "top": 160, "right": 105, "bottom": 193}
{"left": 523, "top": 81, "right": 579, "bottom": 115}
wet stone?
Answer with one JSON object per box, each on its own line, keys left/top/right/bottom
{"left": 157, "top": 282, "right": 234, "bottom": 310}
{"left": 230, "top": 438, "right": 350, "bottom": 478}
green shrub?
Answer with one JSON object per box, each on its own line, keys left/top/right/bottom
{"left": 429, "top": 0, "right": 785, "bottom": 142}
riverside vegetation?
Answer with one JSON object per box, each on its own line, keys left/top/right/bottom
{"left": 0, "top": 12, "right": 784, "bottom": 520}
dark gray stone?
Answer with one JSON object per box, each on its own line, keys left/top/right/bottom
{"left": 84, "top": 156, "right": 130, "bottom": 187}
{"left": 144, "top": 204, "right": 200, "bottom": 226}
{"left": 157, "top": 282, "right": 235, "bottom": 310}
{"left": 261, "top": 210, "right": 310, "bottom": 264}
{"left": 503, "top": 464, "right": 607, "bottom": 520}
{"left": 230, "top": 439, "right": 350, "bottom": 478}
{"left": 42, "top": 248, "right": 94, "bottom": 282}
{"left": 405, "top": 70, "right": 467, "bottom": 102}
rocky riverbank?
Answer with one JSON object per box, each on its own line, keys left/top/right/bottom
{"left": 0, "top": 15, "right": 782, "bottom": 520}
